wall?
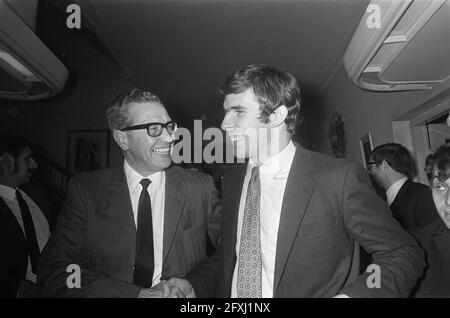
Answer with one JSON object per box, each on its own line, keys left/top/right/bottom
{"left": 0, "top": 37, "right": 133, "bottom": 169}
{"left": 2, "top": 40, "right": 448, "bottom": 172}
{"left": 428, "top": 124, "right": 450, "bottom": 151}
{"left": 318, "top": 64, "right": 449, "bottom": 165}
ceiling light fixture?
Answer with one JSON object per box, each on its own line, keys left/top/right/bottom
{"left": 0, "top": 49, "right": 40, "bottom": 81}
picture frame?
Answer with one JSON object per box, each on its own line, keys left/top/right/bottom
{"left": 359, "top": 132, "right": 374, "bottom": 168}
{"left": 67, "top": 129, "right": 110, "bottom": 173}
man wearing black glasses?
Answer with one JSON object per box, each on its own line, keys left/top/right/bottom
{"left": 38, "top": 89, "right": 221, "bottom": 298}
{"left": 367, "top": 143, "right": 439, "bottom": 231}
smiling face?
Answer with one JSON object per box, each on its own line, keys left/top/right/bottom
{"left": 221, "top": 89, "right": 271, "bottom": 161}
{"left": 120, "top": 101, "right": 174, "bottom": 176}
{"left": 431, "top": 177, "right": 450, "bottom": 229}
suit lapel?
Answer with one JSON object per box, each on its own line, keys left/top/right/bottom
{"left": 108, "top": 165, "right": 136, "bottom": 232}
{"left": 222, "top": 163, "right": 247, "bottom": 294}
{"left": 162, "top": 166, "right": 186, "bottom": 265}
{"left": 273, "top": 145, "right": 317, "bottom": 294}
{"left": 391, "top": 179, "right": 410, "bottom": 207}
{"left": 0, "top": 196, "right": 27, "bottom": 242}
{"left": 432, "top": 222, "right": 450, "bottom": 263}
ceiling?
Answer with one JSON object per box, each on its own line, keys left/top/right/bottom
{"left": 42, "top": 0, "right": 370, "bottom": 126}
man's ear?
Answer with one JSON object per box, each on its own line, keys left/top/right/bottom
{"left": 381, "top": 160, "right": 391, "bottom": 170}
{"left": 269, "top": 105, "right": 288, "bottom": 126}
{"left": 0, "top": 153, "right": 14, "bottom": 172}
{"left": 113, "top": 130, "right": 129, "bottom": 151}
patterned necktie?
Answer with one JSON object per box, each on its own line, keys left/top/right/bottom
{"left": 237, "top": 166, "right": 262, "bottom": 298}
{"left": 133, "top": 178, "right": 154, "bottom": 287}
{"left": 16, "top": 190, "right": 40, "bottom": 274}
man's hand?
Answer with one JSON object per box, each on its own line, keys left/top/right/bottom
{"left": 137, "top": 281, "right": 170, "bottom": 298}
{"left": 166, "top": 277, "right": 196, "bottom": 298}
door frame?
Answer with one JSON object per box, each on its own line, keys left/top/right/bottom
{"left": 392, "top": 91, "right": 450, "bottom": 183}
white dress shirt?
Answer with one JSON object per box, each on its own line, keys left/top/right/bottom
{"left": 386, "top": 177, "right": 408, "bottom": 206}
{"left": 0, "top": 184, "right": 50, "bottom": 283}
{"left": 231, "top": 141, "right": 296, "bottom": 298}
{"left": 124, "top": 160, "right": 165, "bottom": 286}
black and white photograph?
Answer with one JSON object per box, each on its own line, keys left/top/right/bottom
{"left": 66, "top": 129, "right": 110, "bottom": 173}
{"left": 359, "top": 132, "right": 373, "bottom": 168}
{"left": 0, "top": 0, "right": 449, "bottom": 304}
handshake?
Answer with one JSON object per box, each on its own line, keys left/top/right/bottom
{"left": 137, "top": 278, "right": 196, "bottom": 298}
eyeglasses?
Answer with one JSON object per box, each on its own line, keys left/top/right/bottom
{"left": 366, "top": 161, "right": 379, "bottom": 170}
{"left": 121, "top": 121, "right": 177, "bottom": 137}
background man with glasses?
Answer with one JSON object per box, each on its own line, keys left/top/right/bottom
{"left": 38, "top": 89, "right": 221, "bottom": 297}
{"left": 367, "top": 143, "right": 439, "bottom": 231}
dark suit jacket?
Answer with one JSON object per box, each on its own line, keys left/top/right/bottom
{"left": 37, "top": 164, "right": 221, "bottom": 297}
{"left": 410, "top": 220, "right": 450, "bottom": 297}
{"left": 0, "top": 197, "right": 29, "bottom": 298}
{"left": 390, "top": 180, "right": 440, "bottom": 230}
{"left": 187, "top": 144, "right": 425, "bottom": 297}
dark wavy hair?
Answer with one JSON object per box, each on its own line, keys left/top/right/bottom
{"left": 425, "top": 144, "right": 450, "bottom": 183}
{"left": 106, "top": 89, "right": 162, "bottom": 131}
{"left": 219, "top": 64, "right": 301, "bottom": 135}
{"left": 0, "top": 135, "right": 31, "bottom": 173}
{"left": 369, "top": 143, "right": 417, "bottom": 179}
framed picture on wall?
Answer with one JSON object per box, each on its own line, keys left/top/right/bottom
{"left": 359, "top": 132, "right": 374, "bottom": 168}
{"left": 67, "top": 129, "right": 110, "bottom": 173}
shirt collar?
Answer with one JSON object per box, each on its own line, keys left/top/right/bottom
{"left": 0, "top": 184, "right": 18, "bottom": 201}
{"left": 248, "top": 141, "right": 296, "bottom": 178}
{"left": 386, "top": 176, "right": 408, "bottom": 206}
{"left": 123, "top": 159, "right": 164, "bottom": 192}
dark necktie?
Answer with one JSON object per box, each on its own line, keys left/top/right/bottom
{"left": 133, "top": 178, "right": 154, "bottom": 287}
{"left": 16, "top": 190, "right": 40, "bottom": 274}
{"left": 237, "top": 166, "right": 262, "bottom": 297}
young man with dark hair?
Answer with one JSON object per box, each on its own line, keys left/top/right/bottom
{"left": 368, "top": 143, "right": 439, "bottom": 230}
{"left": 410, "top": 144, "right": 450, "bottom": 297}
{"left": 166, "top": 64, "right": 425, "bottom": 298}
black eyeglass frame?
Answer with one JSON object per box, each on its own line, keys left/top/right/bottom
{"left": 121, "top": 121, "right": 177, "bottom": 137}
{"left": 366, "top": 161, "right": 381, "bottom": 170}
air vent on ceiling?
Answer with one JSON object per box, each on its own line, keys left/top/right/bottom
{"left": 0, "top": 0, "right": 68, "bottom": 100}
{"left": 343, "top": 0, "right": 450, "bottom": 91}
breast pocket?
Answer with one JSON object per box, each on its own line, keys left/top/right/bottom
{"left": 180, "top": 222, "right": 205, "bottom": 238}
{"left": 298, "top": 221, "right": 330, "bottom": 238}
